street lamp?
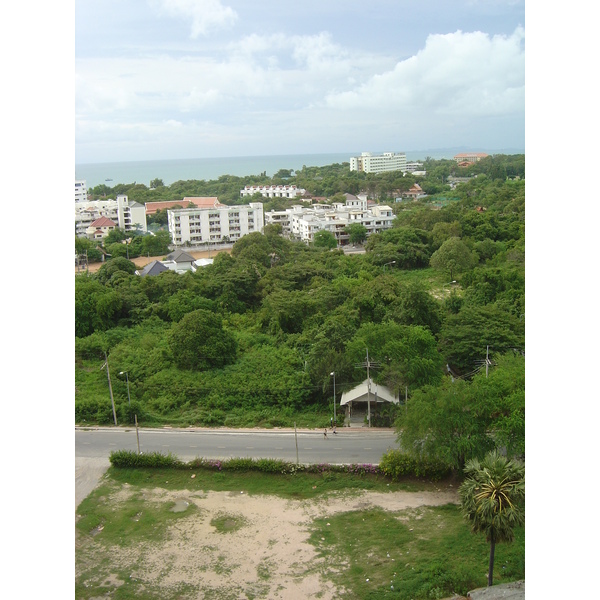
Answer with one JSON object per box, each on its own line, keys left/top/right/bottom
{"left": 119, "top": 371, "right": 131, "bottom": 407}
{"left": 383, "top": 260, "right": 396, "bottom": 272}
{"left": 443, "top": 280, "right": 457, "bottom": 292}
{"left": 330, "top": 371, "right": 336, "bottom": 427}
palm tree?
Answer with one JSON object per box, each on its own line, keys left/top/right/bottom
{"left": 459, "top": 450, "right": 525, "bottom": 587}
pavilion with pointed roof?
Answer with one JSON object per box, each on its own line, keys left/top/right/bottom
{"left": 340, "top": 379, "right": 398, "bottom": 427}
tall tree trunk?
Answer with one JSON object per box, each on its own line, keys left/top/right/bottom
{"left": 488, "top": 531, "right": 495, "bottom": 587}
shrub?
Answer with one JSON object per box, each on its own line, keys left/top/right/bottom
{"left": 379, "top": 449, "right": 451, "bottom": 481}
{"left": 75, "top": 397, "right": 115, "bottom": 424}
{"left": 221, "top": 457, "right": 256, "bottom": 471}
{"left": 110, "top": 450, "right": 184, "bottom": 469}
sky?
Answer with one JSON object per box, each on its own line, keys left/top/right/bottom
{"left": 75, "top": 0, "right": 526, "bottom": 164}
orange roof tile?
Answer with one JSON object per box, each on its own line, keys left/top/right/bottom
{"left": 90, "top": 216, "right": 117, "bottom": 227}
{"left": 145, "top": 197, "right": 224, "bottom": 215}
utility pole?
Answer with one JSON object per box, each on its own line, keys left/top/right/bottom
{"left": 103, "top": 352, "right": 118, "bottom": 426}
{"left": 355, "top": 349, "right": 380, "bottom": 428}
{"left": 294, "top": 423, "right": 299, "bottom": 465}
{"left": 366, "top": 349, "right": 371, "bottom": 427}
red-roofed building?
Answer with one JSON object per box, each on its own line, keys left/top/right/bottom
{"left": 145, "top": 197, "right": 223, "bottom": 215}
{"left": 403, "top": 183, "right": 426, "bottom": 199}
{"left": 86, "top": 216, "right": 117, "bottom": 240}
{"left": 453, "top": 152, "right": 489, "bottom": 164}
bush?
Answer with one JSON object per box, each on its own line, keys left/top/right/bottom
{"left": 379, "top": 449, "right": 451, "bottom": 481}
{"left": 110, "top": 450, "right": 184, "bottom": 469}
{"left": 75, "top": 397, "right": 115, "bottom": 424}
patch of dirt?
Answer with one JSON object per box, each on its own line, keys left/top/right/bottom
{"left": 76, "top": 247, "right": 231, "bottom": 274}
{"left": 76, "top": 485, "right": 459, "bottom": 599}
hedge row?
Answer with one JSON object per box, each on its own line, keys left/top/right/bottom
{"left": 109, "top": 449, "right": 451, "bottom": 480}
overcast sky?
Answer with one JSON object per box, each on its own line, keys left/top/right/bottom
{"left": 75, "top": 0, "right": 525, "bottom": 164}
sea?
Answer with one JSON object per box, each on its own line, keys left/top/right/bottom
{"left": 74, "top": 149, "right": 480, "bottom": 189}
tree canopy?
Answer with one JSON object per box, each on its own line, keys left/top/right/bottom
{"left": 76, "top": 154, "right": 525, "bottom": 436}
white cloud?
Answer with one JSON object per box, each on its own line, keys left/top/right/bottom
{"left": 149, "top": 0, "right": 238, "bottom": 37}
{"left": 323, "top": 27, "right": 525, "bottom": 118}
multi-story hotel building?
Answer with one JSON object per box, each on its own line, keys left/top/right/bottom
{"left": 265, "top": 194, "right": 394, "bottom": 245}
{"left": 167, "top": 202, "right": 264, "bottom": 246}
{"left": 349, "top": 152, "right": 407, "bottom": 174}
{"left": 75, "top": 195, "right": 147, "bottom": 237}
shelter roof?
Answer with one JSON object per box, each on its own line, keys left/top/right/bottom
{"left": 340, "top": 379, "right": 398, "bottom": 405}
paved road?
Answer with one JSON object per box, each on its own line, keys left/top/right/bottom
{"left": 75, "top": 426, "right": 399, "bottom": 508}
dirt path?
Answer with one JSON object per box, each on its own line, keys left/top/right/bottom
{"left": 76, "top": 482, "right": 459, "bottom": 599}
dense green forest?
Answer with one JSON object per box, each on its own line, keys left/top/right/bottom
{"left": 76, "top": 155, "right": 525, "bottom": 468}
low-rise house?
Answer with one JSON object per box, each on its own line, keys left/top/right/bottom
{"left": 163, "top": 249, "right": 196, "bottom": 273}
{"left": 86, "top": 216, "right": 117, "bottom": 240}
{"left": 402, "top": 183, "right": 427, "bottom": 200}
{"left": 136, "top": 260, "right": 169, "bottom": 277}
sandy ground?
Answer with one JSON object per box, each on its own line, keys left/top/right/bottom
{"left": 75, "top": 468, "right": 459, "bottom": 599}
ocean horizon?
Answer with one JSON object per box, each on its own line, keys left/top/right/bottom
{"left": 75, "top": 148, "right": 523, "bottom": 189}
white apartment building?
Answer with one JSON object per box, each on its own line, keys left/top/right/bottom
{"left": 75, "top": 180, "right": 88, "bottom": 203}
{"left": 240, "top": 184, "right": 306, "bottom": 199}
{"left": 349, "top": 152, "right": 407, "bottom": 174}
{"left": 265, "top": 194, "right": 394, "bottom": 245}
{"left": 75, "top": 195, "right": 147, "bottom": 237}
{"left": 405, "top": 162, "right": 424, "bottom": 173}
{"left": 168, "top": 202, "right": 264, "bottom": 246}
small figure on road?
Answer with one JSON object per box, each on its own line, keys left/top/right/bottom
{"left": 324, "top": 428, "right": 328, "bottom": 439}
{"left": 333, "top": 424, "right": 337, "bottom": 434}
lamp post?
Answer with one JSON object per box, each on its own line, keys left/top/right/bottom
{"left": 383, "top": 260, "right": 396, "bottom": 272}
{"left": 330, "top": 371, "right": 336, "bottom": 426}
{"left": 119, "top": 371, "right": 131, "bottom": 407}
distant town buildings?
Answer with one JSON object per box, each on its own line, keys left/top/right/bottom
{"left": 453, "top": 152, "right": 489, "bottom": 165}
{"left": 240, "top": 184, "right": 306, "bottom": 199}
{"left": 349, "top": 152, "right": 407, "bottom": 174}
{"left": 167, "top": 201, "right": 264, "bottom": 246}
{"left": 75, "top": 180, "right": 88, "bottom": 203}
{"left": 265, "top": 193, "right": 394, "bottom": 245}
{"left": 75, "top": 194, "right": 147, "bottom": 238}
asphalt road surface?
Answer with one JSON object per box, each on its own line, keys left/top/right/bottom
{"left": 75, "top": 426, "right": 400, "bottom": 507}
